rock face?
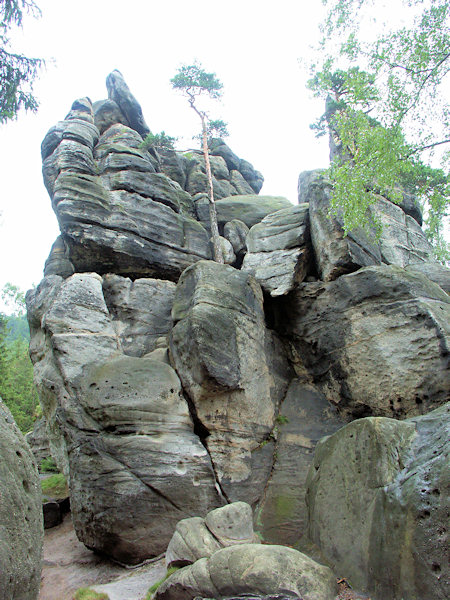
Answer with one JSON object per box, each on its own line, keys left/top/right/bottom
{"left": 25, "top": 417, "right": 51, "bottom": 466}
{"left": 169, "top": 261, "right": 291, "bottom": 500}
{"left": 242, "top": 204, "right": 310, "bottom": 296}
{"left": 278, "top": 266, "right": 450, "bottom": 419}
{"left": 26, "top": 272, "right": 223, "bottom": 564}
{"left": 0, "top": 399, "right": 43, "bottom": 600}
{"left": 306, "top": 403, "right": 450, "bottom": 600}
{"left": 29, "top": 72, "right": 450, "bottom": 594}
{"left": 156, "top": 544, "right": 338, "bottom": 600}
{"left": 300, "top": 169, "right": 435, "bottom": 282}
{"left": 255, "top": 381, "right": 344, "bottom": 547}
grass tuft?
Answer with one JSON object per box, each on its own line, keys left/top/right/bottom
{"left": 73, "top": 587, "right": 109, "bottom": 600}
{"left": 146, "top": 566, "right": 180, "bottom": 599}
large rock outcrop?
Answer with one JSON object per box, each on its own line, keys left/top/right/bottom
{"left": 28, "top": 72, "right": 450, "bottom": 596}
{"left": 306, "top": 403, "right": 450, "bottom": 600}
{"left": 0, "top": 400, "right": 43, "bottom": 600}
{"left": 277, "top": 265, "right": 450, "bottom": 419}
{"left": 169, "top": 260, "right": 291, "bottom": 501}
{"left": 26, "top": 272, "right": 224, "bottom": 563}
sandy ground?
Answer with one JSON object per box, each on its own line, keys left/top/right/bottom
{"left": 39, "top": 513, "right": 165, "bottom": 600}
{"left": 40, "top": 513, "right": 371, "bottom": 600}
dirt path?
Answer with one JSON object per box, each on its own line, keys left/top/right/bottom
{"left": 40, "top": 514, "right": 128, "bottom": 600}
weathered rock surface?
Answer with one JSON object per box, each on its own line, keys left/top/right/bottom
{"left": 196, "top": 195, "right": 292, "bottom": 231}
{"left": 0, "top": 399, "right": 43, "bottom": 600}
{"left": 92, "top": 98, "right": 128, "bottom": 134}
{"left": 372, "top": 195, "right": 433, "bottom": 266}
{"left": 169, "top": 261, "right": 291, "bottom": 500}
{"left": 301, "top": 170, "right": 435, "bottom": 282}
{"left": 406, "top": 260, "right": 450, "bottom": 294}
{"left": 43, "top": 235, "right": 75, "bottom": 279}
{"left": 166, "top": 502, "right": 258, "bottom": 568}
{"left": 255, "top": 381, "right": 344, "bottom": 547}
{"left": 156, "top": 544, "right": 337, "bottom": 600}
{"left": 26, "top": 273, "right": 223, "bottom": 564}
{"left": 306, "top": 403, "right": 450, "bottom": 600}
{"left": 223, "top": 219, "right": 249, "bottom": 258}
{"left": 278, "top": 265, "right": 450, "bottom": 419}
{"left": 106, "top": 70, "right": 150, "bottom": 136}
{"left": 42, "top": 108, "right": 213, "bottom": 280}
{"left": 242, "top": 204, "right": 310, "bottom": 296}
{"left": 26, "top": 417, "right": 51, "bottom": 467}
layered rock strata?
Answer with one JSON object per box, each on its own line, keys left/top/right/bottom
{"left": 28, "top": 71, "right": 450, "bottom": 597}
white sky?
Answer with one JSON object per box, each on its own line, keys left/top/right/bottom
{"left": 0, "top": 0, "right": 331, "bottom": 300}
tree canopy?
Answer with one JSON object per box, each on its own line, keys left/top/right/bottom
{"left": 171, "top": 62, "right": 227, "bottom": 263}
{"left": 0, "top": 0, "right": 44, "bottom": 123}
{"left": 308, "top": 0, "right": 449, "bottom": 262}
{"left": 0, "top": 283, "right": 38, "bottom": 433}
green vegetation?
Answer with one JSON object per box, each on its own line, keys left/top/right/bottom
{"left": 0, "top": 283, "right": 39, "bottom": 433}
{"left": 73, "top": 588, "right": 109, "bottom": 600}
{"left": 145, "top": 566, "right": 179, "bottom": 599}
{"left": 41, "top": 473, "right": 68, "bottom": 499}
{"left": 171, "top": 62, "right": 227, "bottom": 263}
{"left": 275, "top": 414, "right": 289, "bottom": 425}
{"left": 0, "top": 0, "right": 44, "bottom": 123}
{"left": 309, "top": 0, "right": 450, "bottom": 262}
{"left": 140, "top": 131, "right": 177, "bottom": 151}
{"left": 40, "top": 456, "right": 58, "bottom": 473}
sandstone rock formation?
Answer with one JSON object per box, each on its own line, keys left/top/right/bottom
{"left": 277, "top": 266, "right": 449, "bottom": 419}
{"left": 306, "top": 403, "right": 450, "bottom": 600}
{"left": 166, "top": 502, "right": 259, "bottom": 568}
{"left": 0, "top": 399, "right": 43, "bottom": 600}
{"left": 156, "top": 544, "right": 338, "bottom": 600}
{"left": 28, "top": 71, "right": 450, "bottom": 598}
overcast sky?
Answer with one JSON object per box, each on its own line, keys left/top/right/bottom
{"left": 0, "top": 0, "right": 332, "bottom": 301}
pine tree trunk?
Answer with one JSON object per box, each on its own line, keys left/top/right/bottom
{"left": 200, "top": 115, "right": 223, "bottom": 263}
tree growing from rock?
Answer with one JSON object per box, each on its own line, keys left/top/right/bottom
{"left": 171, "top": 63, "right": 228, "bottom": 263}
{"left": 308, "top": 0, "right": 450, "bottom": 262}
{"left": 0, "top": 0, "right": 44, "bottom": 123}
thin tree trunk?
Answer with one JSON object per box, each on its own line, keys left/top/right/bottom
{"left": 198, "top": 111, "right": 223, "bottom": 263}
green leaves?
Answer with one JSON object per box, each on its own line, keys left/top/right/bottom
{"left": 0, "top": 0, "right": 44, "bottom": 123}
{"left": 140, "top": 131, "right": 177, "bottom": 151}
{"left": 309, "top": 0, "right": 450, "bottom": 263}
{"left": 170, "top": 62, "right": 223, "bottom": 102}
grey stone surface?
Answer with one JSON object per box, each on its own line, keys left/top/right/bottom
{"left": 0, "top": 399, "right": 43, "bottom": 600}
{"left": 406, "top": 260, "right": 450, "bottom": 294}
{"left": 170, "top": 261, "right": 290, "bottom": 500}
{"left": 106, "top": 70, "right": 150, "bottom": 136}
{"left": 25, "top": 417, "right": 51, "bottom": 467}
{"left": 93, "top": 99, "right": 128, "bottom": 134}
{"left": 223, "top": 219, "right": 249, "bottom": 257}
{"left": 166, "top": 502, "right": 257, "bottom": 568}
{"left": 306, "top": 403, "right": 450, "bottom": 600}
{"left": 156, "top": 544, "right": 337, "bottom": 600}
{"left": 196, "top": 196, "right": 292, "bottom": 231}
{"left": 102, "top": 274, "right": 176, "bottom": 357}
{"left": 26, "top": 273, "right": 223, "bottom": 564}
{"left": 242, "top": 204, "right": 310, "bottom": 296}
{"left": 43, "top": 235, "right": 75, "bottom": 279}
{"left": 372, "top": 195, "right": 433, "bottom": 266}
{"left": 278, "top": 265, "right": 450, "bottom": 419}
{"left": 255, "top": 381, "right": 344, "bottom": 547}
{"left": 42, "top": 110, "right": 212, "bottom": 280}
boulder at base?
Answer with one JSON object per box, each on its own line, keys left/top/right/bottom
{"left": 0, "top": 400, "right": 43, "bottom": 600}
{"left": 155, "top": 544, "right": 337, "bottom": 600}
{"left": 306, "top": 403, "right": 450, "bottom": 600}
